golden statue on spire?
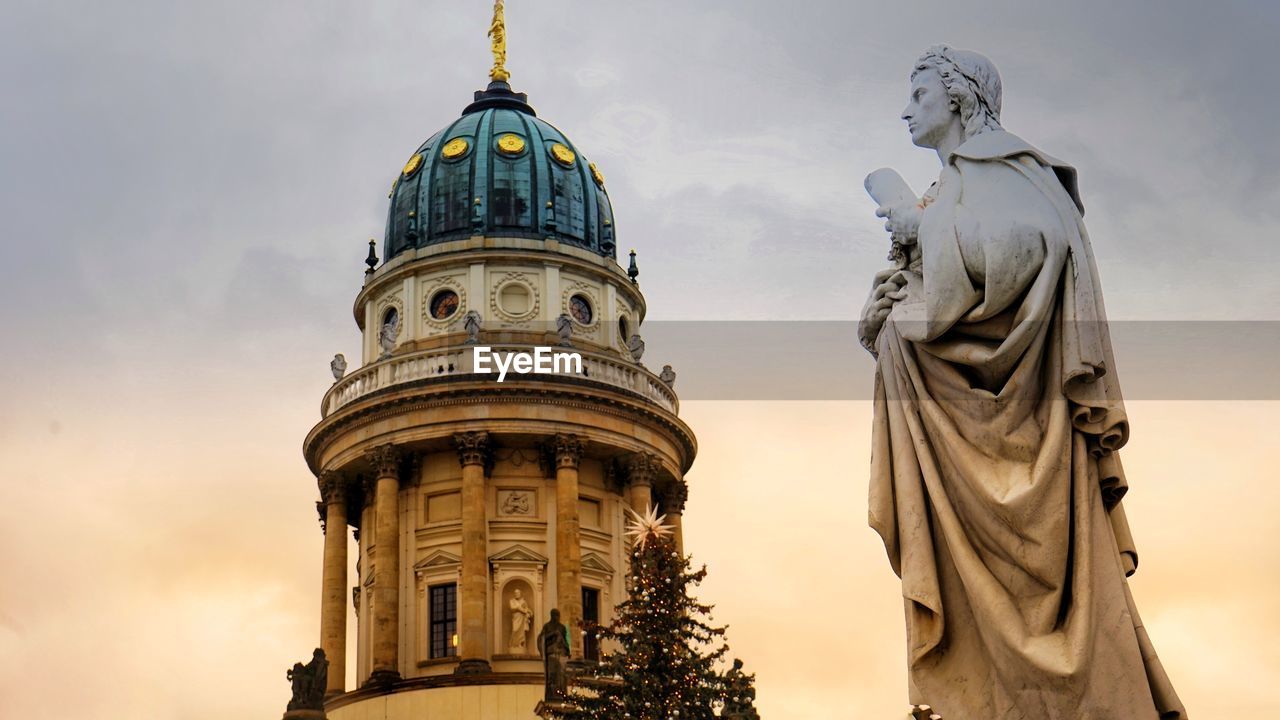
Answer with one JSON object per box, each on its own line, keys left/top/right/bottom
{"left": 487, "top": 0, "right": 510, "bottom": 83}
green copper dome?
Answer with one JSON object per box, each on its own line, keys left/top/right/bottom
{"left": 383, "top": 81, "right": 617, "bottom": 262}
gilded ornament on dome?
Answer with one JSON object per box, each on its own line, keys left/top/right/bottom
{"left": 549, "top": 143, "right": 576, "bottom": 166}
{"left": 589, "top": 161, "right": 605, "bottom": 186}
{"left": 497, "top": 133, "right": 526, "bottom": 155}
{"left": 401, "top": 152, "right": 424, "bottom": 178}
{"left": 442, "top": 137, "right": 470, "bottom": 160}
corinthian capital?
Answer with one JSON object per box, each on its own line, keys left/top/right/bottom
{"left": 626, "top": 452, "right": 660, "bottom": 488}
{"left": 453, "top": 431, "right": 492, "bottom": 468}
{"left": 664, "top": 479, "right": 689, "bottom": 514}
{"left": 552, "top": 434, "right": 585, "bottom": 470}
{"left": 318, "top": 470, "right": 347, "bottom": 505}
{"left": 365, "top": 444, "right": 401, "bottom": 480}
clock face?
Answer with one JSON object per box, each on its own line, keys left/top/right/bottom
{"left": 496, "top": 133, "right": 526, "bottom": 155}
{"left": 570, "top": 295, "right": 593, "bottom": 325}
{"left": 549, "top": 143, "right": 576, "bottom": 166}
{"left": 430, "top": 290, "right": 460, "bottom": 320}
{"left": 441, "top": 137, "right": 469, "bottom": 160}
{"left": 401, "top": 153, "right": 424, "bottom": 178}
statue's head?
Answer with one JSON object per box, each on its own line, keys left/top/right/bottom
{"left": 903, "top": 45, "right": 1002, "bottom": 148}
{"left": 312, "top": 648, "right": 325, "bottom": 660}
{"left": 733, "top": 658, "right": 744, "bottom": 670}
{"left": 513, "top": 588, "right": 523, "bottom": 599}
{"left": 550, "top": 608, "right": 561, "bottom": 622}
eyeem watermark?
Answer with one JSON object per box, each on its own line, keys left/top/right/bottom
{"left": 473, "top": 346, "right": 583, "bottom": 382}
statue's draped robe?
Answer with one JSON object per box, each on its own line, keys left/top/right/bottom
{"left": 869, "top": 131, "right": 1186, "bottom": 719}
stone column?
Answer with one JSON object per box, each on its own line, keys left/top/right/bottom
{"left": 318, "top": 471, "right": 349, "bottom": 695}
{"left": 366, "top": 445, "right": 401, "bottom": 685}
{"left": 552, "top": 434, "right": 585, "bottom": 657}
{"left": 626, "top": 453, "right": 659, "bottom": 515}
{"left": 664, "top": 479, "right": 688, "bottom": 557}
{"left": 453, "top": 431, "right": 492, "bottom": 674}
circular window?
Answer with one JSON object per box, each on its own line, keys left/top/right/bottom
{"left": 569, "top": 295, "right": 593, "bottom": 325}
{"left": 429, "top": 289, "right": 460, "bottom": 320}
{"left": 498, "top": 283, "right": 532, "bottom": 316}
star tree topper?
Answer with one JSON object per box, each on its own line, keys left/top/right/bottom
{"left": 624, "top": 505, "right": 675, "bottom": 551}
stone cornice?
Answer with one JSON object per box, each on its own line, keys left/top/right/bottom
{"left": 304, "top": 376, "right": 696, "bottom": 477}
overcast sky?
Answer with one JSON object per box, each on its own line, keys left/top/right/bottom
{"left": 1, "top": 1, "right": 1277, "bottom": 718}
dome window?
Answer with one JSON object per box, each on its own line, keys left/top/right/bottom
{"left": 570, "top": 295, "right": 593, "bottom": 325}
{"left": 617, "top": 316, "right": 629, "bottom": 343}
{"left": 429, "top": 290, "right": 461, "bottom": 320}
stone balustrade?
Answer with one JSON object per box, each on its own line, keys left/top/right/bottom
{"left": 322, "top": 345, "right": 678, "bottom": 417}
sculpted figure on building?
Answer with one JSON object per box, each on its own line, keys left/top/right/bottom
{"left": 859, "top": 45, "right": 1187, "bottom": 719}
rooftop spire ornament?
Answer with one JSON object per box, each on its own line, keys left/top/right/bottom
{"left": 487, "top": 0, "right": 511, "bottom": 83}
{"left": 623, "top": 505, "right": 674, "bottom": 551}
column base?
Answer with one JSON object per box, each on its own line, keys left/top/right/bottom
{"left": 366, "top": 668, "right": 402, "bottom": 687}
{"left": 453, "top": 658, "right": 493, "bottom": 675}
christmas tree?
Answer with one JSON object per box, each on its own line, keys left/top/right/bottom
{"left": 550, "top": 505, "right": 758, "bottom": 720}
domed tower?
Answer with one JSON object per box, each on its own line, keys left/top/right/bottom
{"left": 296, "top": 7, "right": 696, "bottom": 719}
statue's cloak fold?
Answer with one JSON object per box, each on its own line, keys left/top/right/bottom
{"left": 869, "top": 130, "right": 1186, "bottom": 719}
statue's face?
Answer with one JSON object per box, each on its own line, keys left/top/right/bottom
{"left": 902, "top": 68, "right": 956, "bottom": 149}
{"left": 513, "top": 589, "right": 522, "bottom": 599}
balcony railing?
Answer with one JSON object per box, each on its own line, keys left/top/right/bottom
{"left": 322, "top": 344, "right": 679, "bottom": 417}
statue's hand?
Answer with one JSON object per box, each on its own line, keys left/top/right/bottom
{"left": 858, "top": 268, "right": 907, "bottom": 356}
{"left": 876, "top": 201, "right": 923, "bottom": 242}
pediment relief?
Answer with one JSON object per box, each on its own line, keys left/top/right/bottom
{"left": 489, "top": 543, "right": 548, "bottom": 566}
{"left": 414, "top": 549, "right": 462, "bottom": 571}
{"left": 580, "top": 552, "right": 614, "bottom": 575}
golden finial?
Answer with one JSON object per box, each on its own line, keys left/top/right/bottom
{"left": 487, "top": 0, "right": 511, "bottom": 83}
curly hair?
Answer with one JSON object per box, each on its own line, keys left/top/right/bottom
{"left": 911, "top": 45, "right": 1003, "bottom": 140}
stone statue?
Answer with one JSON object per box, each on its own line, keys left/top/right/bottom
{"left": 330, "top": 353, "right": 347, "bottom": 382}
{"left": 720, "top": 658, "right": 759, "bottom": 720}
{"left": 658, "top": 364, "right": 676, "bottom": 388}
{"left": 537, "top": 608, "right": 570, "bottom": 700}
{"left": 463, "top": 310, "right": 482, "bottom": 344}
{"left": 556, "top": 313, "right": 574, "bottom": 347}
{"left": 285, "top": 648, "right": 328, "bottom": 712}
{"left": 508, "top": 588, "right": 534, "bottom": 654}
{"left": 626, "top": 333, "right": 645, "bottom": 363}
{"left": 857, "top": 45, "right": 1186, "bottom": 719}
{"left": 378, "top": 310, "right": 399, "bottom": 357}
